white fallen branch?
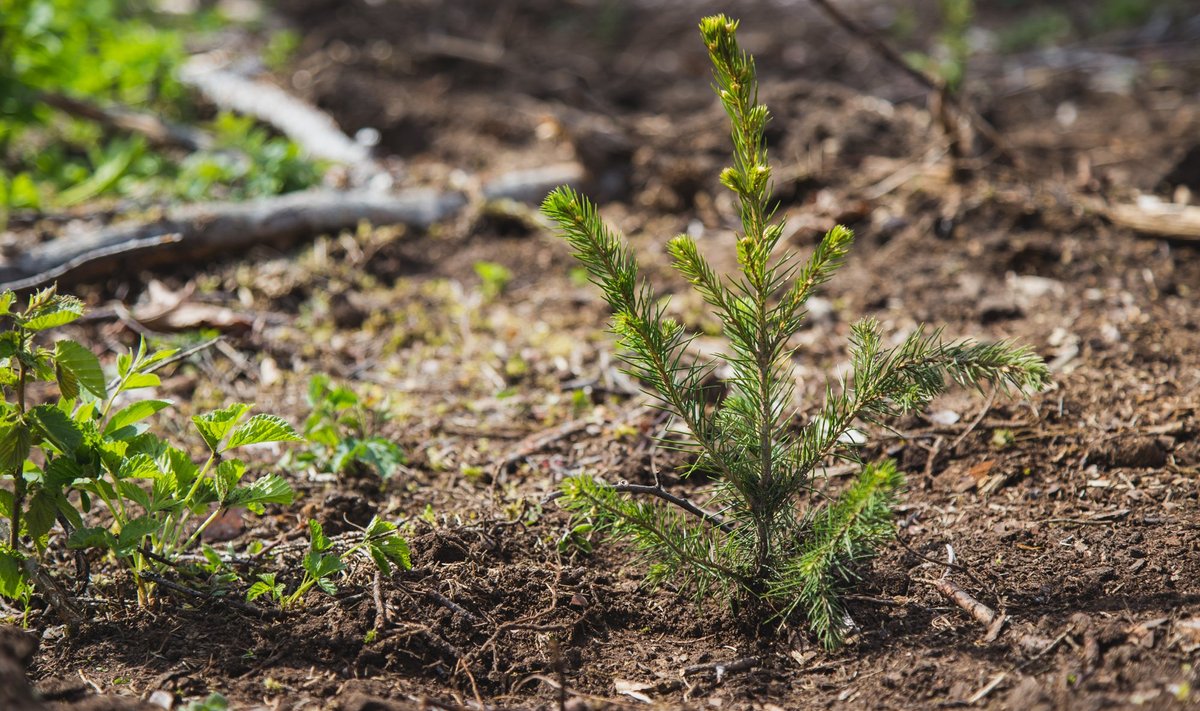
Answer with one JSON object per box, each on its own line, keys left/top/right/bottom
{"left": 1, "top": 159, "right": 586, "bottom": 291}
{"left": 1104, "top": 194, "right": 1200, "bottom": 241}
{"left": 180, "top": 55, "right": 383, "bottom": 182}
{"left": 0, "top": 188, "right": 466, "bottom": 291}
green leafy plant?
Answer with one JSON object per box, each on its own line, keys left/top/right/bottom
{"left": 904, "top": 0, "right": 974, "bottom": 93}
{"left": 540, "top": 15, "right": 1048, "bottom": 647}
{"left": 474, "top": 261, "right": 513, "bottom": 300}
{"left": 289, "top": 375, "right": 406, "bottom": 480}
{"left": 0, "top": 286, "right": 302, "bottom": 607}
{"left": 182, "top": 693, "right": 229, "bottom": 711}
{"left": 247, "top": 517, "right": 411, "bottom": 609}
{"left": 0, "top": 0, "right": 321, "bottom": 215}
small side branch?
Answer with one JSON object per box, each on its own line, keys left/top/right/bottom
{"left": 611, "top": 483, "right": 733, "bottom": 533}
{"left": 39, "top": 91, "right": 214, "bottom": 152}
{"left": 805, "top": 0, "right": 1022, "bottom": 169}
{"left": 140, "top": 571, "right": 277, "bottom": 619}
{"left": 932, "top": 576, "right": 1006, "bottom": 641}
{"left": 546, "top": 482, "right": 732, "bottom": 533}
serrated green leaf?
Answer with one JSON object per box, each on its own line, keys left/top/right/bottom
{"left": 315, "top": 577, "right": 338, "bottom": 595}
{"left": 28, "top": 405, "right": 83, "bottom": 456}
{"left": 246, "top": 574, "right": 280, "bottom": 602}
{"left": 0, "top": 332, "right": 19, "bottom": 359}
{"left": 55, "top": 362, "right": 80, "bottom": 401}
{"left": 117, "top": 453, "right": 160, "bottom": 481}
{"left": 53, "top": 492, "right": 83, "bottom": 530}
{"left": 116, "top": 515, "right": 160, "bottom": 555}
{"left": 360, "top": 438, "right": 406, "bottom": 479}
{"left": 0, "top": 291, "right": 13, "bottom": 318}
{"left": 0, "top": 549, "right": 27, "bottom": 599}
{"left": 163, "top": 446, "right": 198, "bottom": 495}
{"left": 140, "top": 347, "right": 180, "bottom": 369}
{"left": 369, "top": 535, "right": 411, "bottom": 576}
{"left": 22, "top": 296, "right": 85, "bottom": 332}
{"left": 303, "top": 549, "right": 345, "bottom": 580}
{"left": 225, "top": 474, "right": 293, "bottom": 513}
{"left": 121, "top": 372, "right": 161, "bottom": 391}
{"left": 23, "top": 490, "right": 57, "bottom": 542}
{"left": 0, "top": 490, "right": 12, "bottom": 518}
{"left": 307, "top": 519, "right": 331, "bottom": 553}
{"left": 192, "top": 403, "right": 251, "bottom": 453}
{"left": 214, "top": 458, "right": 247, "bottom": 502}
{"left": 222, "top": 414, "right": 302, "bottom": 452}
{"left": 44, "top": 456, "right": 84, "bottom": 488}
{"left": 54, "top": 340, "right": 106, "bottom": 399}
{"left": 362, "top": 517, "right": 411, "bottom": 575}
{"left": 68, "top": 526, "right": 118, "bottom": 551}
{"left": 0, "top": 422, "right": 32, "bottom": 472}
{"left": 104, "top": 400, "right": 173, "bottom": 439}
{"left": 117, "top": 481, "right": 153, "bottom": 512}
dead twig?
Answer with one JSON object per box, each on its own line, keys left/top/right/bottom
{"left": 423, "top": 587, "right": 482, "bottom": 626}
{"left": 895, "top": 535, "right": 991, "bottom": 592}
{"left": 966, "top": 672, "right": 1007, "bottom": 704}
{"left": 1, "top": 233, "right": 183, "bottom": 293}
{"left": 1101, "top": 195, "right": 1200, "bottom": 241}
{"left": 545, "top": 481, "right": 732, "bottom": 533}
{"left": 39, "top": 91, "right": 213, "bottom": 152}
{"left": 139, "top": 571, "right": 277, "bottom": 619}
{"left": 949, "top": 390, "right": 996, "bottom": 453}
{"left": 0, "top": 189, "right": 465, "bottom": 291}
{"left": 372, "top": 570, "right": 388, "bottom": 630}
{"left": 932, "top": 577, "right": 1002, "bottom": 634}
{"left": 494, "top": 418, "right": 595, "bottom": 480}
{"left": 683, "top": 656, "right": 758, "bottom": 681}
{"left": 805, "top": 0, "right": 1023, "bottom": 169}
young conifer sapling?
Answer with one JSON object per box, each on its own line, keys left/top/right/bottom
{"left": 540, "top": 15, "right": 1048, "bottom": 647}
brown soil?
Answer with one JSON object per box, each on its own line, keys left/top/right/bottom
{"left": 10, "top": 1, "right": 1200, "bottom": 709}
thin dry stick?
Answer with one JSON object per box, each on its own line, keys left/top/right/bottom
{"left": 966, "top": 673, "right": 1007, "bottom": 704}
{"left": 805, "top": 0, "right": 1023, "bottom": 170}
{"left": 139, "top": 571, "right": 277, "bottom": 618}
{"left": 372, "top": 570, "right": 388, "bottom": 629}
{"left": 423, "top": 587, "right": 482, "bottom": 626}
{"left": 1, "top": 233, "right": 183, "bottom": 293}
{"left": 932, "top": 577, "right": 994, "bottom": 627}
{"left": 949, "top": 390, "right": 996, "bottom": 452}
{"left": 0, "top": 189, "right": 465, "bottom": 291}
{"left": 895, "top": 535, "right": 989, "bottom": 592}
{"left": 39, "top": 91, "right": 213, "bottom": 151}
{"left": 683, "top": 656, "right": 758, "bottom": 677}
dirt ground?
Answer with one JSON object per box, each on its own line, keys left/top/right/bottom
{"left": 6, "top": 0, "right": 1200, "bottom": 709}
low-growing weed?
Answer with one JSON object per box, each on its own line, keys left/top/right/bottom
{"left": 247, "top": 517, "right": 410, "bottom": 609}
{"left": 0, "top": 286, "right": 302, "bottom": 607}
{"left": 288, "top": 375, "right": 406, "bottom": 480}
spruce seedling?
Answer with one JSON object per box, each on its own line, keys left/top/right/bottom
{"left": 541, "top": 15, "right": 1048, "bottom": 647}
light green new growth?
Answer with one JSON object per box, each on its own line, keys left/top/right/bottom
{"left": 541, "top": 15, "right": 1048, "bottom": 647}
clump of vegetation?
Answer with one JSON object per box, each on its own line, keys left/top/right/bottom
{"left": 288, "top": 375, "right": 406, "bottom": 480}
{"left": 541, "top": 15, "right": 1048, "bottom": 647}
{"left": 0, "top": 0, "right": 321, "bottom": 216}
{"left": 474, "top": 261, "right": 514, "bottom": 301}
{"left": 0, "top": 286, "right": 304, "bottom": 609}
{"left": 905, "top": 0, "right": 974, "bottom": 93}
{"left": 247, "top": 517, "right": 410, "bottom": 610}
